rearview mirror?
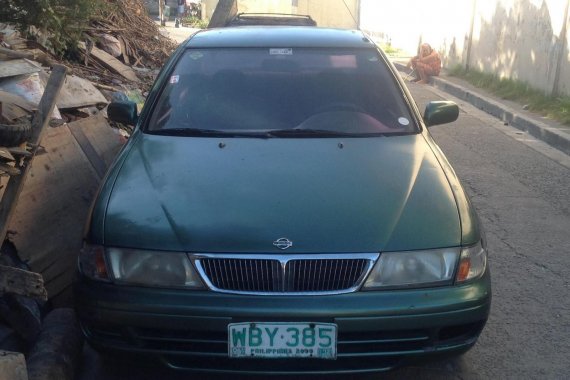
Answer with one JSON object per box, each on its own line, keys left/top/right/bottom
{"left": 108, "top": 101, "right": 138, "bottom": 126}
{"left": 423, "top": 101, "right": 459, "bottom": 127}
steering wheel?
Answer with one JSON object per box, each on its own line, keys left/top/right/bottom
{"left": 314, "top": 102, "right": 366, "bottom": 115}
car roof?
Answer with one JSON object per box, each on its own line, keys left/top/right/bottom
{"left": 227, "top": 13, "right": 317, "bottom": 27}
{"left": 185, "top": 27, "right": 374, "bottom": 49}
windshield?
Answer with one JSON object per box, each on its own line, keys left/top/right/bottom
{"left": 146, "top": 48, "right": 417, "bottom": 136}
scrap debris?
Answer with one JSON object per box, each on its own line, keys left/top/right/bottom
{"left": 0, "top": 0, "right": 180, "bottom": 159}
{"left": 0, "top": 1, "right": 178, "bottom": 375}
{"left": 90, "top": 0, "right": 177, "bottom": 69}
{"left": 68, "top": 0, "right": 177, "bottom": 90}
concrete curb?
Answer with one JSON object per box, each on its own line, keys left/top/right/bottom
{"left": 393, "top": 62, "right": 570, "bottom": 156}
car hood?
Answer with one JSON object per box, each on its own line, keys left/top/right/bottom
{"left": 104, "top": 133, "right": 460, "bottom": 252}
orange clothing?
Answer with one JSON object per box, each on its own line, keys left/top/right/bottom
{"left": 413, "top": 50, "right": 441, "bottom": 76}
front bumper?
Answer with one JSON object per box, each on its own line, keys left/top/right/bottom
{"left": 75, "top": 270, "right": 491, "bottom": 374}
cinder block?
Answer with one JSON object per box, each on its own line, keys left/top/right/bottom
{"left": 0, "top": 351, "right": 28, "bottom": 380}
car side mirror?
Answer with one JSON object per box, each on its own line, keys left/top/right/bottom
{"left": 108, "top": 101, "right": 138, "bottom": 126}
{"left": 423, "top": 101, "right": 459, "bottom": 127}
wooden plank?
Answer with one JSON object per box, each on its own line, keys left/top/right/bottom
{"left": 8, "top": 125, "right": 100, "bottom": 303}
{"left": 77, "top": 41, "right": 139, "bottom": 83}
{"left": 8, "top": 115, "right": 124, "bottom": 305}
{"left": 0, "top": 46, "right": 54, "bottom": 67}
{"left": 0, "top": 351, "right": 28, "bottom": 380}
{"left": 0, "top": 163, "right": 20, "bottom": 176}
{"left": 208, "top": 0, "right": 238, "bottom": 28}
{"left": 0, "top": 148, "right": 15, "bottom": 162}
{"left": 0, "top": 102, "right": 29, "bottom": 122}
{"left": 0, "top": 65, "right": 67, "bottom": 246}
{"left": 0, "top": 90, "right": 37, "bottom": 112}
{"left": 0, "top": 265, "right": 47, "bottom": 300}
{"left": 118, "top": 36, "right": 130, "bottom": 65}
{"left": 0, "top": 59, "right": 42, "bottom": 79}
{"left": 57, "top": 75, "right": 108, "bottom": 110}
{"left": 67, "top": 121, "right": 107, "bottom": 179}
{"left": 69, "top": 115, "right": 125, "bottom": 167}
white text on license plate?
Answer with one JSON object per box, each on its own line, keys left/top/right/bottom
{"left": 228, "top": 322, "right": 337, "bottom": 359}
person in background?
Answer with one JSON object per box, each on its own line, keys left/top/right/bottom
{"left": 407, "top": 43, "right": 441, "bottom": 84}
{"left": 158, "top": 0, "right": 166, "bottom": 26}
{"left": 175, "top": 0, "right": 185, "bottom": 27}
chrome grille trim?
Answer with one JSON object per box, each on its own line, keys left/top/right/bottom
{"left": 191, "top": 253, "right": 378, "bottom": 295}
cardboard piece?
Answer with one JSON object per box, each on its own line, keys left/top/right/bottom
{"left": 57, "top": 75, "right": 108, "bottom": 110}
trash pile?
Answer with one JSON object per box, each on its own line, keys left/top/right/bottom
{"left": 90, "top": 0, "right": 177, "bottom": 68}
{"left": 0, "top": 2, "right": 178, "bottom": 377}
{"left": 0, "top": 0, "right": 176, "bottom": 160}
{"left": 1, "top": 240, "right": 83, "bottom": 380}
{"left": 72, "top": 0, "right": 177, "bottom": 89}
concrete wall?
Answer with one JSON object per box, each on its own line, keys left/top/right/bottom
{"left": 203, "top": 0, "right": 358, "bottom": 28}
{"left": 469, "top": 0, "right": 568, "bottom": 95}
{"left": 296, "top": 0, "right": 359, "bottom": 29}
{"left": 360, "top": 0, "right": 472, "bottom": 68}
{"left": 554, "top": 1, "right": 570, "bottom": 94}
{"left": 361, "top": 0, "right": 570, "bottom": 96}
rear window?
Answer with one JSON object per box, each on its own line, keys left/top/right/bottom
{"left": 146, "top": 48, "right": 417, "bottom": 135}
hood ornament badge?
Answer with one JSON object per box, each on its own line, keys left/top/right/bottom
{"left": 273, "top": 238, "right": 293, "bottom": 250}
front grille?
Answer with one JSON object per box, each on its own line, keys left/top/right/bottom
{"left": 200, "top": 258, "right": 281, "bottom": 292}
{"left": 288, "top": 259, "right": 368, "bottom": 292}
{"left": 195, "top": 254, "right": 376, "bottom": 294}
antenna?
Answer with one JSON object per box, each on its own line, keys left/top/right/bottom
{"left": 341, "top": 0, "right": 359, "bottom": 29}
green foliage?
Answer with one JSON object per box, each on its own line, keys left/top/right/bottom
{"left": 378, "top": 44, "right": 402, "bottom": 57}
{"left": 449, "top": 65, "right": 570, "bottom": 126}
{"left": 0, "top": 0, "right": 101, "bottom": 57}
{"left": 183, "top": 16, "right": 209, "bottom": 29}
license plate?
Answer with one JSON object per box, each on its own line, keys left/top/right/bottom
{"left": 228, "top": 322, "right": 337, "bottom": 359}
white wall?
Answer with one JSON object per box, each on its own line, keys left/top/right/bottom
{"left": 360, "top": 0, "right": 472, "bottom": 65}
{"left": 361, "top": 0, "right": 570, "bottom": 96}
{"left": 203, "top": 0, "right": 358, "bottom": 28}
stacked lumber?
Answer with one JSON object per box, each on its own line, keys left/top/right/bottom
{"left": 90, "top": 0, "right": 177, "bottom": 68}
{"left": 68, "top": 0, "right": 177, "bottom": 90}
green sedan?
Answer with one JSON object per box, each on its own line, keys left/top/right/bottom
{"left": 75, "top": 26, "right": 490, "bottom": 375}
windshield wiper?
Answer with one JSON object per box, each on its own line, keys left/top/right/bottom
{"left": 150, "top": 128, "right": 389, "bottom": 138}
{"left": 149, "top": 128, "right": 271, "bottom": 138}
{"left": 267, "top": 128, "right": 361, "bottom": 137}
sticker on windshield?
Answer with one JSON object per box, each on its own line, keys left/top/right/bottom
{"left": 398, "top": 117, "right": 410, "bottom": 126}
{"left": 189, "top": 51, "right": 204, "bottom": 60}
{"left": 170, "top": 75, "right": 179, "bottom": 84}
{"left": 270, "top": 48, "right": 293, "bottom": 55}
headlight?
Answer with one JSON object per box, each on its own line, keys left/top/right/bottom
{"left": 79, "top": 243, "right": 110, "bottom": 281}
{"left": 456, "top": 241, "right": 487, "bottom": 283}
{"left": 363, "top": 248, "right": 459, "bottom": 289}
{"left": 79, "top": 244, "right": 204, "bottom": 288}
{"left": 107, "top": 248, "right": 204, "bottom": 288}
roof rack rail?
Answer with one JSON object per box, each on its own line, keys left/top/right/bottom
{"left": 227, "top": 13, "right": 317, "bottom": 27}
